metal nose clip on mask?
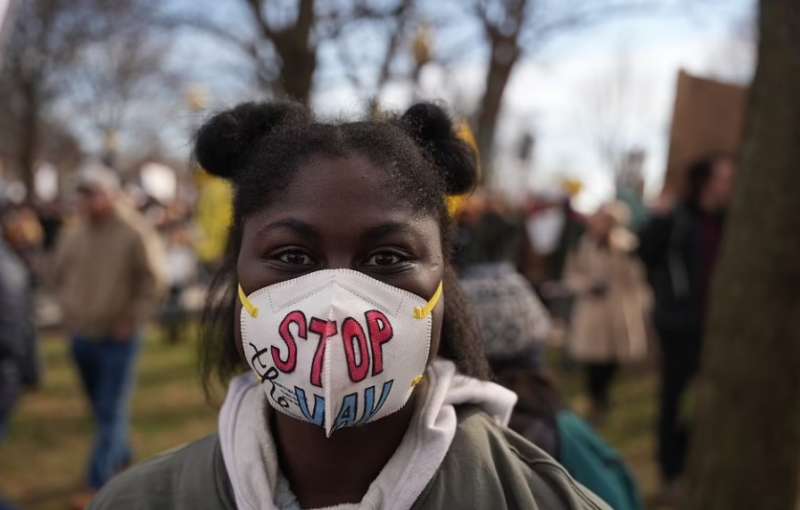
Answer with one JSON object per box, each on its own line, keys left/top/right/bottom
{"left": 238, "top": 269, "right": 443, "bottom": 437}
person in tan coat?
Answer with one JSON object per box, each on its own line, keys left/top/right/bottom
{"left": 53, "top": 166, "right": 164, "bottom": 506}
{"left": 564, "top": 202, "right": 651, "bottom": 422}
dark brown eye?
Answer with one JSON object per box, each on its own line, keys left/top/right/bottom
{"left": 364, "top": 251, "right": 406, "bottom": 267}
{"left": 275, "top": 249, "right": 315, "bottom": 267}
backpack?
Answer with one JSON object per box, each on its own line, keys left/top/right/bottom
{"left": 557, "top": 411, "right": 644, "bottom": 510}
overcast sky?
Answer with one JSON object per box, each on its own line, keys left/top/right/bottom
{"left": 32, "top": 0, "right": 756, "bottom": 211}
{"left": 309, "top": 0, "right": 757, "bottom": 210}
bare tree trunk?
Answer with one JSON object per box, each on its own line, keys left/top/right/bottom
{"left": 368, "top": 0, "right": 414, "bottom": 116}
{"left": 247, "top": 0, "right": 316, "bottom": 104}
{"left": 18, "top": 84, "right": 39, "bottom": 200}
{"left": 686, "top": 1, "right": 800, "bottom": 508}
{"left": 475, "top": 37, "right": 519, "bottom": 182}
{"left": 272, "top": 0, "right": 315, "bottom": 104}
{"left": 187, "top": 0, "right": 414, "bottom": 108}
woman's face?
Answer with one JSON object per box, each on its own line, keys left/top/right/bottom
{"left": 236, "top": 154, "right": 446, "bottom": 361}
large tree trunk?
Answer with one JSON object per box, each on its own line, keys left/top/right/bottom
{"left": 474, "top": 37, "right": 519, "bottom": 183}
{"left": 685, "top": 2, "right": 800, "bottom": 509}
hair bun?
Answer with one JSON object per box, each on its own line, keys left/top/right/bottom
{"left": 400, "top": 102, "right": 478, "bottom": 195}
{"left": 194, "top": 101, "right": 309, "bottom": 180}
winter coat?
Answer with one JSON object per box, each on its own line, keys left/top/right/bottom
{"left": 564, "top": 237, "right": 651, "bottom": 364}
{"left": 0, "top": 239, "right": 38, "bottom": 421}
{"left": 637, "top": 204, "right": 725, "bottom": 337}
{"left": 91, "top": 408, "right": 610, "bottom": 510}
{"left": 53, "top": 206, "right": 165, "bottom": 338}
{"left": 92, "top": 359, "right": 611, "bottom": 510}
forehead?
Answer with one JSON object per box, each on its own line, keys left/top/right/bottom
{"left": 250, "top": 154, "right": 440, "bottom": 235}
{"left": 285, "top": 154, "right": 392, "bottom": 205}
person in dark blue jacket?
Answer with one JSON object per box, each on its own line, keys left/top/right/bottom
{"left": 0, "top": 210, "right": 40, "bottom": 510}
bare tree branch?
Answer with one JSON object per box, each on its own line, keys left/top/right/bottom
{"left": 244, "top": 0, "right": 277, "bottom": 41}
{"left": 158, "top": 13, "right": 279, "bottom": 92}
{"left": 165, "top": 0, "right": 422, "bottom": 106}
{"left": 371, "top": 0, "right": 415, "bottom": 109}
{"left": 331, "top": 0, "right": 417, "bottom": 113}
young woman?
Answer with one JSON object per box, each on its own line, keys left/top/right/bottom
{"left": 91, "top": 101, "right": 609, "bottom": 509}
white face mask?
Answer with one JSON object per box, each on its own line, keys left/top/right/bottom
{"left": 238, "top": 269, "right": 443, "bottom": 437}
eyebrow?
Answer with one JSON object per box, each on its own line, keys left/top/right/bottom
{"left": 256, "top": 218, "right": 321, "bottom": 242}
{"left": 359, "top": 222, "right": 420, "bottom": 245}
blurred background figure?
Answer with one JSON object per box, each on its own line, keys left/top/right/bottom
{"left": 36, "top": 199, "right": 65, "bottom": 254}
{"left": 0, "top": 202, "right": 43, "bottom": 393}
{"left": 0, "top": 198, "right": 39, "bottom": 510}
{"left": 1, "top": 203, "right": 45, "bottom": 274}
{"left": 564, "top": 201, "right": 651, "bottom": 425}
{"left": 457, "top": 194, "right": 552, "bottom": 371}
{"left": 454, "top": 194, "right": 644, "bottom": 510}
{"left": 0, "top": 237, "right": 24, "bottom": 510}
{"left": 505, "top": 371, "right": 644, "bottom": 510}
{"left": 51, "top": 165, "right": 164, "bottom": 507}
{"left": 637, "top": 154, "right": 735, "bottom": 496}
{"left": 159, "top": 202, "right": 198, "bottom": 344}
{"left": 519, "top": 187, "right": 587, "bottom": 344}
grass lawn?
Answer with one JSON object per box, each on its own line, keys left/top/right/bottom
{"left": 1, "top": 329, "right": 665, "bottom": 509}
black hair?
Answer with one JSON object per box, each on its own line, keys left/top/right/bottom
{"left": 196, "top": 100, "right": 490, "bottom": 397}
{"left": 685, "top": 152, "right": 734, "bottom": 209}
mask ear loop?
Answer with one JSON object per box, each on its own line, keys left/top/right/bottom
{"left": 410, "top": 281, "right": 443, "bottom": 388}
{"left": 238, "top": 284, "right": 259, "bottom": 318}
{"left": 413, "top": 281, "right": 443, "bottom": 320}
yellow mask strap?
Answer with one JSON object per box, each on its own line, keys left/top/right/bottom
{"left": 238, "top": 284, "right": 259, "bottom": 318}
{"left": 413, "top": 281, "right": 443, "bottom": 320}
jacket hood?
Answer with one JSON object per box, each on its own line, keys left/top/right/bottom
{"left": 218, "top": 358, "right": 517, "bottom": 510}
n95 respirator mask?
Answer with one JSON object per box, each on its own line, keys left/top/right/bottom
{"left": 238, "top": 269, "right": 442, "bottom": 437}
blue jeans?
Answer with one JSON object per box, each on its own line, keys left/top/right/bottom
{"left": 71, "top": 336, "right": 140, "bottom": 489}
{"left": 0, "top": 497, "right": 18, "bottom": 510}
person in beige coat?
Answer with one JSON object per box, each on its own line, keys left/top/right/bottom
{"left": 53, "top": 166, "right": 164, "bottom": 507}
{"left": 564, "top": 202, "right": 651, "bottom": 422}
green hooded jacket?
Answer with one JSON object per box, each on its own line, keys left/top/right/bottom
{"left": 91, "top": 407, "right": 610, "bottom": 510}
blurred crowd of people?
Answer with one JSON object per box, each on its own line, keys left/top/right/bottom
{"left": 0, "top": 164, "right": 204, "bottom": 508}
{"left": 0, "top": 152, "right": 734, "bottom": 509}
{"left": 451, "top": 152, "right": 735, "bottom": 505}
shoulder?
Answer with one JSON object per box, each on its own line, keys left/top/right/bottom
{"left": 119, "top": 214, "right": 147, "bottom": 238}
{"left": 415, "top": 407, "right": 610, "bottom": 510}
{"left": 90, "top": 434, "right": 236, "bottom": 510}
{"left": 56, "top": 221, "right": 85, "bottom": 248}
{"left": 116, "top": 208, "right": 163, "bottom": 255}
{"left": 0, "top": 244, "right": 25, "bottom": 294}
{"left": 112, "top": 206, "right": 155, "bottom": 240}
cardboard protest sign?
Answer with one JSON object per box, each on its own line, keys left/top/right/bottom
{"left": 664, "top": 70, "right": 749, "bottom": 194}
